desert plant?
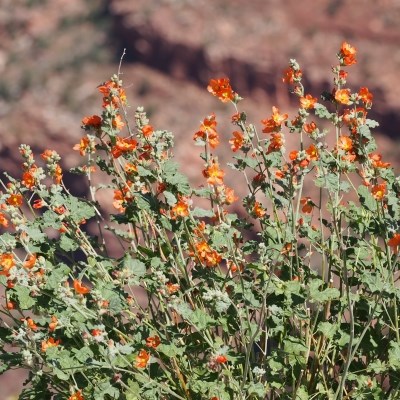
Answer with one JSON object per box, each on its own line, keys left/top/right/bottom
{"left": 0, "top": 42, "right": 399, "bottom": 399}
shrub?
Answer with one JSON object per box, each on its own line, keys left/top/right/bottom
{"left": 0, "top": 42, "right": 399, "bottom": 400}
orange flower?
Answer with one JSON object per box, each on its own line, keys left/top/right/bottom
{"left": 53, "top": 205, "right": 66, "bottom": 215}
{"left": 223, "top": 186, "right": 238, "bottom": 205}
{"left": 54, "top": 164, "right": 63, "bottom": 184}
{"left": 6, "top": 301, "right": 16, "bottom": 310}
{"left": 124, "top": 163, "right": 138, "bottom": 174}
{"left": 41, "top": 149, "right": 58, "bottom": 162}
{"left": 166, "top": 282, "right": 180, "bottom": 294}
{"left": 231, "top": 112, "right": 241, "bottom": 123}
{"left": 306, "top": 144, "right": 319, "bottom": 161}
{"left": 146, "top": 335, "right": 161, "bottom": 348}
{"left": 73, "top": 279, "right": 91, "bottom": 295}
{"left": 135, "top": 349, "right": 150, "bottom": 368}
{"left": 193, "top": 114, "right": 220, "bottom": 149}
{"left": 388, "top": 233, "right": 400, "bottom": 254}
{"left": 369, "top": 153, "right": 390, "bottom": 169}
{"left": 41, "top": 337, "right": 60, "bottom": 352}
{"left": 194, "top": 241, "right": 222, "bottom": 267}
{"left": 261, "top": 106, "right": 288, "bottom": 133}
{"left": 203, "top": 160, "right": 225, "bottom": 186}
{"left": 23, "top": 253, "right": 37, "bottom": 269}
{"left": 82, "top": 115, "right": 102, "bottom": 128}
{"left": 207, "top": 78, "right": 235, "bottom": 102}
{"left": 59, "top": 223, "right": 69, "bottom": 234}
{"left": 49, "top": 316, "right": 58, "bottom": 332}
{"left": 337, "top": 135, "right": 353, "bottom": 152}
{"left": 68, "top": 390, "right": 84, "bottom": 400}
{"left": 335, "top": 89, "right": 351, "bottom": 105}
{"left": 33, "top": 199, "right": 45, "bottom": 209}
{"left": 227, "top": 260, "right": 243, "bottom": 273}
{"left": 229, "top": 131, "right": 244, "bottom": 152}
{"left": 339, "top": 42, "right": 357, "bottom": 66}
{"left": 21, "top": 169, "right": 36, "bottom": 189}
{"left": 25, "top": 317, "right": 38, "bottom": 331}
{"left": 299, "top": 94, "right": 317, "bottom": 109}
{"left": 371, "top": 182, "right": 386, "bottom": 201}
{"left": 281, "top": 242, "right": 293, "bottom": 255}
{"left": 358, "top": 87, "right": 373, "bottom": 106}
{"left": 6, "top": 193, "right": 23, "bottom": 207}
{"left": 0, "top": 212, "right": 8, "bottom": 227}
{"left": 113, "top": 190, "right": 125, "bottom": 212}
{"left": 300, "top": 197, "right": 314, "bottom": 214}
{"left": 111, "top": 136, "right": 138, "bottom": 158}
{"left": 253, "top": 201, "right": 266, "bottom": 218}
{"left": 142, "top": 124, "right": 154, "bottom": 138}
{"left": 215, "top": 355, "right": 228, "bottom": 364}
{"left": 112, "top": 114, "right": 125, "bottom": 131}
{"left": 339, "top": 70, "right": 348, "bottom": 81}
{"left": 73, "top": 137, "right": 91, "bottom": 156}
{"left": 0, "top": 253, "right": 15, "bottom": 276}
{"left": 170, "top": 196, "right": 190, "bottom": 219}
{"left": 91, "top": 329, "right": 103, "bottom": 337}
{"left": 282, "top": 67, "right": 302, "bottom": 84}
{"left": 342, "top": 107, "right": 367, "bottom": 131}
{"left": 289, "top": 150, "right": 299, "bottom": 161}
{"left": 98, "top": 80, "right": 127, "bottom": 108}
{"left": 275, "top": 168, "right": 287, "bottom": 180}
{"left": 267, "top": 132, "right": 284, "bottom": 154}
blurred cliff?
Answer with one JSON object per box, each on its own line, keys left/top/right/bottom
{"left": 1, "top": 0, "right": 400, "bottom": 178}
{"left": 1, "top": 0, "right": 400, "bottom": 397}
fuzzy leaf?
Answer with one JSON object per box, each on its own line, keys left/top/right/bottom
{"left": 13, "top": 286, "right": 36, "bottom": 309}
{"left": 358, "top": 185, "right": 376, "bottom": 212}
{"left": 123, "top": 257, "right": 146, "bottom": 277}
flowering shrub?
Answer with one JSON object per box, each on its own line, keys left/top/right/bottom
{"left": 1, "top": 42, "right": 400, "bottom": 400}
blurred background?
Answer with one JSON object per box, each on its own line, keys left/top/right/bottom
{"left": 1, "top": 0, "right": 400, "bottom": 397}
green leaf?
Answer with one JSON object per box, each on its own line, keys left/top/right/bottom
{"left": 162, "top": 160, "right": 190, "bottom": 194}
{"left": 94, "top": 381, "right": 120, "bottom": 399}
{"left": 66, "top": 196, "right": 96, "bottom": 222}
{"left": 246, "top": 382, "right": 266, "bottom": 398}
{"left": 314, "top": 103, "right": 333, "bottom": 119}
{"left": 357, "top": 185, "right": 376, "bottom": 212}
{"left": 191, "top": 309, "right": 215, "bottom": 330}
{"left": 134, "top": 193, "right": 152, "bottom": 211}
{"left": 163, "top": 191, "right": 177, "bottom": 206}
{"left": 13, "top": 286, "right": 36, "bottom": 309}
{"left": 295, "top": 386, "right": 310, "bottom": 400}
{"left": 125, "top": 380, "right": 140, "bottom": 400}
{"left": 309, "top": 279, "right": 340, "bottom": 303}
{"left": 317, "top": 322, "right": 337, "bottom": 340}
{"left": 72, "top": 346, "right": 94, "bottom": 363}
{"left": 59, "top": 235, "right": 79, "bottom": 252}
{"left": 192, "top": 207, "right": 215, "bottom": 218}
{"left": 157, "top": 344, "right": 184, "bottom": 357}
{"left": 137, "top": 166, "right": 153, "bottom": 177}
{"left": 314, "top": 173, "right": 338, "bottom": 191}
{"left": 388, "top": 342, "right": 400, "bottom": 369}
{"left": 45, "top": 263, "right": 70, "bottom": 290}
{"left": 233, "top": 155, "right": 258, "bottom": 169}
{"left": 22, "top": 225, "right": 46, "bottom": 243}
{"left": 283, "top": 336, "right": 307, "bottom": 367}
{"left": 0, "top": 233, "right": 17, "bottom": 251}
{"left": 123, "top": 257, "right": 146, "bottom": 277}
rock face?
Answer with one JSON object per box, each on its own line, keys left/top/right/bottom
{"left": 1, "top": 1, "right": 400, "bottom": 397}
{"left": 108, "top": 0, "right": 400, "bottom": 139}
